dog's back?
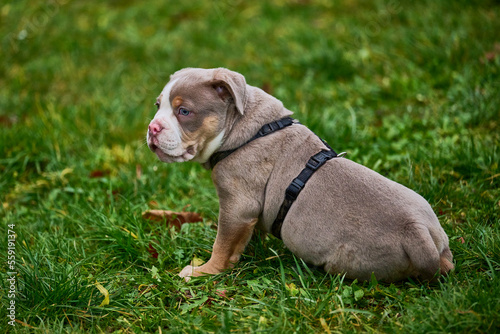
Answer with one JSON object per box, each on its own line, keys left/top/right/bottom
{"left": 264, "top": 125, "right": 453, "bottom": 281}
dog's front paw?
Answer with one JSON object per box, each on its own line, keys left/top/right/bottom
{"left": 179, "top": 263, "right": 224, "bottom": 282}
{"left": 178, "top": 265, "right": 202, "bottom": 282}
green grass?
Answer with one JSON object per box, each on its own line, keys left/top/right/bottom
{"left": 1, "top": 0, "right": 499, "bottom": 332}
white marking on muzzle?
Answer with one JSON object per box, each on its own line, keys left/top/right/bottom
{"left": 146, "top": 78, "right": 188, "bottom": 160}
{"left": 155, "top": 78, "right": 181, "bottom": 138}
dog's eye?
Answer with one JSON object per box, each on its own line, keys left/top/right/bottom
{"left": 154, "top": 100, "right": 160, "bottom": 110}
{"left": 178, "top": 108, "right": 190, "bottom": 116}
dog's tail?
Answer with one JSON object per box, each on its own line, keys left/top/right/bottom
{"left": 403, "top": 223, "right": 454, "bottom": 280}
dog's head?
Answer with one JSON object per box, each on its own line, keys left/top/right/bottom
{"left": 147, "top": 68, "right": 246, "bottom": 163}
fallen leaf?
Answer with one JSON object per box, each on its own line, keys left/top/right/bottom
{"left": 89, "top": 169, "right": 110, "bottom": 178}
{"left": 120, "top": 226, "right": 138, "bottom": 239}
{"left": 205, "top": 296, "right": 215, "bottom": 306}
{"left": 0, "top": 115, "right": 19, "bottom": 128}
{"left": 320, "top": 318, "right": 331, "bottom": 334}
{"left": 482, "top": 43, "right": 500, "bottom": 63}
{"left": 136, "top": 164, "right": 142, "bottom": 179}
{"left": 190, "top": 257, "right": 205, "bottom": 267}
{"left": 458, "top": 236, "right": 465, "bottom": 244}
{"left": 148, "top": 200, "right": 159, "bottom": 208}
{"left": 95, "top": 282, "right": 110, "bottom": 306}
{"left": 285, "top": 283, "right": 299, "bottom": 296}
{"left": 142, "top": 210, "right": 203, "bottom": 230}
{"left": 150, "top": 265, "right": 161, "bottom": 281}
{"left": 138, "top": 284, "right": 157, "bottom": 296}
{"left": 148, "top": 242, "right": 159, "bottom": 259}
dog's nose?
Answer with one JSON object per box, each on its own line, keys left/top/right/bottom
{"left": 148, "top": 122, "right": 163, "bottom": 136}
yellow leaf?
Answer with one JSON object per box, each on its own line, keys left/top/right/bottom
{"left": 95, "top": 282, "right": 110, "bottom": 306}
{"left": 35, "top": 180, "right": 49, "bottom": 187}
{"left": 55, "top": 209, "right": 68, "bottom": 217}
{"left": 120, "top": 227, "right": 138, "bottom": 239}
{"left": 320, "top": 318, "right": 331, "bottom": 334}
{"left": 61, "top": 168, "right": 73, "bottom": 177}
{"left": 190, "top": 257, "right": 205, "bottom": 267}
{"left": 285, "top": 283, "right": 299, "bottom": 296}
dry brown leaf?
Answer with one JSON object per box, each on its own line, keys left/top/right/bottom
{"left": 89, "top": 169, "right": 110, "bottom": 178}
{"left": 0, "top": 115, "right": 19, "bottom": 128}
{"left": 482, "top": 43, "right": 500, "bottom": 63}
{"left": 148, "top": 242, "right": 159, "bottom": 259}
{"left": 142, "top": 210, "right": 203, "bottom": 230}
{"left": 136, "top": 164, "right": 142, "bottom": 179}
{"left": 148, "top": 200, "right": 159, "bottom": 208}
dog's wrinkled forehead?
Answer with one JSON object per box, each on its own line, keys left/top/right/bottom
{"left": 155, "top": 69, "right": 231, "bottom": 135}
{"left": 169, "top": 78, "right": 216, "bottom": 106}
{"left": 165, "top": 67, "right": 247, "bottom": 115}
{"left": 158, "top": 69, "right": 213, "bottom": 107}
{"left": 166, "top": 68, "right": 215, "bottom": 97}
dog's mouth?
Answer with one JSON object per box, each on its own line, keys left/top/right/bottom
{"left": 147, "top": 137, "right": 162, "bottom": 154}
{"left": 149, "top": 142, "right": 159, "bottom": 151}
{"left": 148, "top": 140, "right": 196, "bottom": 163}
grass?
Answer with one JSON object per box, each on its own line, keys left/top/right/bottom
{"left": 1, "top": 0, "right": 499, "bottom": 332}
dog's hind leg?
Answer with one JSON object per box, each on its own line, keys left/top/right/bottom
{"left": 439, "top": 246, "right": 454, "bottom": 275}
{"left": 402, "top": 223, "right": 442, "bottom": 280}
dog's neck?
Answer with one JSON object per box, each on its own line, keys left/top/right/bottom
{"left": 200, "top": 85, "right": 293, "bottom": 170}
{"left": 220, "top": 85, "right": 293, "bottom": 152}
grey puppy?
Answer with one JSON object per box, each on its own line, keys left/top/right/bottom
{"left": 146, "top": 67, "right": 454, "bottom": 282}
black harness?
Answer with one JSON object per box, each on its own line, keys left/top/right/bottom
{"left": 208, "top": 117, "right": 296, "bottom": 168}
{"left": 208, "top": 117, "right": 345, "bottom": 239}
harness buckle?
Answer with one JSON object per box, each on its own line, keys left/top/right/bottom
{"left": 258, "top": 118, "right": 293, "bottom": 137}
{"left": 306, "top": 150, "right": 334, "bottom": 170}
{"left": 285, "top": 178, "right": 305, "bottom": 200}
{"left": 258, "top": 124, "right": 273, "bottom": 136}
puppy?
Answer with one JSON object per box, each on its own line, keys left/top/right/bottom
{"left": 147, "top": 67, "right": 454, "bottom": 282}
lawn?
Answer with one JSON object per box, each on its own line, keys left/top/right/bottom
{"left": 1, "top": 0, "right": 499, "bottom": 332}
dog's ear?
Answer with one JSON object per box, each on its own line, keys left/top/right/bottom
{"left": 212, "top": 68, "right": 247, "bottom": 115}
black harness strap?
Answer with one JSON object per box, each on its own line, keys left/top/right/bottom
{"left": 207, "top": 116, "right": 344, "bottom": 240}
{"left": 208, "top": 117, "right": 295, "bottom": 169}
{"left": 271, "top": 148, "right": 341, "bottom": 239}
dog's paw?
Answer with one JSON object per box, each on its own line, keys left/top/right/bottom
{"left": 178, "top": 263, "right": 223, "bottom": 282}
{"left": 178, "top": 265, "right": 200, "bottom": 282}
